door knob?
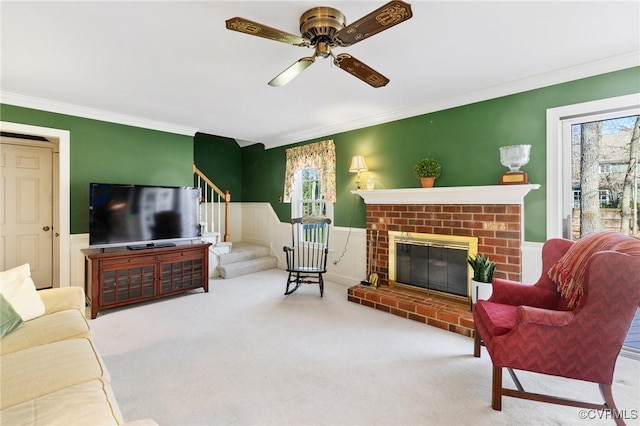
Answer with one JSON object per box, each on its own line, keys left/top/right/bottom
{"left": 43, "top": 226, "right": 51, "bottom": 231}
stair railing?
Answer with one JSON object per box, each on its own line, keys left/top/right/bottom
{"left": 193, "top": 164, "right": 230, "bottom": 243}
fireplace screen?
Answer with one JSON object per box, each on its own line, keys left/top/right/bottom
{"left": 395, "top": 243, "right": 468, "bottom": 297}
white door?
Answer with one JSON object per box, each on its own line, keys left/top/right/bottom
{"left": 0, "top": 139, "right": 54, "bottom": 288}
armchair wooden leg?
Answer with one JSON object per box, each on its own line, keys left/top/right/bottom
{"left": 600, "top": 384, "right": 624, "bottom": 426}
{"left": 474, "top": 327, "right": 481, "bottom": 357}
{"left": 492, "top": 365, "right": 502, "bottom": 411}
{"left": 496, "top": 373, "right": 619, "bottom": 419}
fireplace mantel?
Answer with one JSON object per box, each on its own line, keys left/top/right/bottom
{"left": 352, "top": 184, "right": 540, "bottom": 205}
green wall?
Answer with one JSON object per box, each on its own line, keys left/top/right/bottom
{"left": 2, "top": 67, "right": 638, "bottom": 241}
{"left": 241, "top": 66, "right": 640, "bottom": 242}
{"left": 0, "top": 105, "right": 194, "bottom": 234}
{"left": 194, "top": 132, "right": 242, "bottom": 201}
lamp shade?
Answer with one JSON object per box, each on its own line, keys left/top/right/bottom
{"left": 349, "top": 155, "right": 369, "bottom": 173}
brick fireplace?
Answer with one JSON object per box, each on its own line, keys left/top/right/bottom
{"left": 347, "top": 185, "right": 539, "bottom": 337}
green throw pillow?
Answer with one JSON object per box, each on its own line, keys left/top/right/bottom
{"left": 1, "top": 293, "right": 23, "bottom": 338}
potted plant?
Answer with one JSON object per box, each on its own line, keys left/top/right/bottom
{"left": 413, "top": 157, "right": 441, "bottom": 188}
{"left": 467, "top": 253, "right": 496, "bottom": 307}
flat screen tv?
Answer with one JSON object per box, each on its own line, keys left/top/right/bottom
{"left": 89, "top": 183, "right": 201, "bottom": 250}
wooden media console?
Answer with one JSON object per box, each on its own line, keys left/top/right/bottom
{"left": 83, "top": 242, "right": 211, "bottom": 319}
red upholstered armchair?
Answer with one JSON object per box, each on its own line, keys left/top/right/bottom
{"left": 473, "top": 231, "right": 640, "bottom": 423}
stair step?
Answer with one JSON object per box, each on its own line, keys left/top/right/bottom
{"left": 219, "top": 242, "right": 270, "bottom": 265}
{"left": 219, "top": 256, "right": 278, "bottom": 279}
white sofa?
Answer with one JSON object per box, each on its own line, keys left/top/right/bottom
{"left": 0, "top": 264, "right": 155, "bottom": 425}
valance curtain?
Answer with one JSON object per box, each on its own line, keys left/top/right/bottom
{"left": 283, "top": 140, "right": 336, "bottom": 203}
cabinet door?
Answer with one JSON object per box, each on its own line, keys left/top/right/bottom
{"left": 158, "top": 249, "right": 205, "bottom": 295}
{"left": 99, "top": 256, "right": 157, "bottom": 306}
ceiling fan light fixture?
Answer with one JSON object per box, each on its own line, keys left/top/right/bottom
{"left": 315, "top": 41, "right": 332, "bottom": 58}
{"left": 268, "top": 56, "right": 315, "bottom": 87}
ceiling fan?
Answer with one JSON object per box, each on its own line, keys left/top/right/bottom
{"left": 225, "top": 1, "right": 413, "bottom": 88}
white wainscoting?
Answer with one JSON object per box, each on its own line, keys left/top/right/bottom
{"left": 69, "top": 234, "right": 89, "bottom": 288}
{"left": 63, "top": 203, "right": 539, "bottom": 290}
{"left": 326, "top": 226, "right": 367, "bottom": 287}
{"left": 239, "top": 202, "right": 281, "bottom": 248}
{"left": 521, "top": 241, "right": 544, "bottom": 284}
{"left": 238, "top": 202, "right": 367, "bottom": 286}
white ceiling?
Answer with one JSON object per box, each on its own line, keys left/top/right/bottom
{"left": 1, "top": 1, "right": 639, "bottom": 149}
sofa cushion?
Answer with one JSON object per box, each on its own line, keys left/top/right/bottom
{"left": 0, "top": 338, "right": 110, "bottom": 410}
{"left": 0, "top": 379, "right": 124, "bottom": 425}
{"left": 0, "top": 264, "right": 45, "bottom": 321}
{"left": 0, "top": 308, "right": 90, "bottom": 355}
{"left": 0, "top": 294, "right": 23, "bottom": 338}
{"left": 474, "top": 301, "right": 518, "bottom": 336}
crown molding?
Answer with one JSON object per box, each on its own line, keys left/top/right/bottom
{"left": 0, "top": 92, "right": 199, "bottom": 136}
{"left": 2, "top": 52, "right": 637, "bottom": 145}
{"left": 258, "top": 52, "right": 640, "bottom": 149}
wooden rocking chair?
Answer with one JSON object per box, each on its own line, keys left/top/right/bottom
{"left": 283, "top": 216, "right": 331, "bottom": 297}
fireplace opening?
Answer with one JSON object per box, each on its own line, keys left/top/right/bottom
{"left": 388, "top": 231, "right": 478, "bottom": 301}
{"left": 395, "top": 243, "right": 468, "bottom": 297}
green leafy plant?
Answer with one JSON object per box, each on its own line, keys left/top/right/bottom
{"left": 467, "top": 253, "right": 496, "bottom": 283}
{"left": 413, "top": 158, "right": 442, "bottom": 178}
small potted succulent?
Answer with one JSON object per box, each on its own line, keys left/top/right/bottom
{"left": 467, "top": 253, "right": 496, "bottom": 307}
{"left": 413, "top": 158, "right": 441, "bottom": 188}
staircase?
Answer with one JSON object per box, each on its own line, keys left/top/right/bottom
{"left": 192, "top": 165, "right": 277, "bottom": 279}
{"left": 217, "top": 242, "right": 278, "bottom": 279}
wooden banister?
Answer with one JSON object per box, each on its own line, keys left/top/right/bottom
{"left": 193, "top": 164, "right": 231, "bottom": 242}
{"left": 193, "top": 164, "right": 228, "bottom": 200}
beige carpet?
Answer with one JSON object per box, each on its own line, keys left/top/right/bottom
{"left": 91, "top": 269, "right": 639, "bottom": 425}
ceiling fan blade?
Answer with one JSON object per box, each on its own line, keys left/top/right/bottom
{"left": 333, "top": 54, "right": 389, "bottom": 88}
{"left": 226, "top": 17, "right": 309, "bottom": 47}
{"left": 268, "top": 57, "right": 315, "bottom": 87}
{"left": 334, "top": 1, "right": 413, "bottom": 46}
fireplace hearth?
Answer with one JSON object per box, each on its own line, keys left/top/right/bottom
{"left": 347, "top": 284, "right": 475, "bottom": 337}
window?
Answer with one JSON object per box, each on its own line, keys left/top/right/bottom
{"left": 283, "top": 140, "right": 336, "bottom": 243}
{"left": 291, "top": 167, "right": 333, "bottom": 220}
{"left": 546, "top": 94, "right": 640, "bottom": 239}
{"left": 290, "top": 168, "right": 333, "bottom": 244}
{"left": 572, "top": 189, "right": 615, "bottom": 208}
{"left": 599, "top": 163, "right": 612, "bottom": 174}
{"left": 568, "top": 115, "right": 638, "bottom": 237}
{"left": 599, "top": 162, "right": 634, "bottom": 174}
{"left": 283, "top": 139, "right": 336, "bottom": 209}
{"left": 548, "top": 94, "right": 640, "bottom": 354}
{"left": 573, "top": 190, "right": 581, "bottom": 208}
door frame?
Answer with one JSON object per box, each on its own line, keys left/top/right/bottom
{"left": 546, "top": 93, "right": 640, "bottom": 239}
{"left": 1, "top": 121, "right": 70, "bottom": 287}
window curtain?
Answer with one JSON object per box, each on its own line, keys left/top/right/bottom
{"left": 283, "top": 140, "right": 336, "bottom": 203}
